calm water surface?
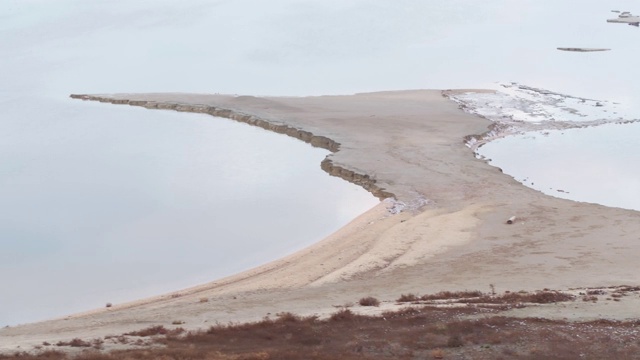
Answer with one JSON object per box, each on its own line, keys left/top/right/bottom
{"left": 0, "top": 100, "right": 379, "bottom": 326}
{"left": 478, "top": 123, "right": 640, "bottom": 211}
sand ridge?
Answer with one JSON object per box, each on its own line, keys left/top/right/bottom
{"left": 2, "top": 90, "right": 639, "bottom": 352}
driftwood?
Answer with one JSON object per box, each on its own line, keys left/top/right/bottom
{"left": 557, "top": 48, "right": 611, "bottom": 52}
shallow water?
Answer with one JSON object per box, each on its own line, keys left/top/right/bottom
{"left": 1, "top": 1, "right": 386, "bottom": 326}
{"left": 450, "top": 83, "right": 640, "bottom": 211}
{"left": 2, "top": 0, "right": 639, "bottom": 325}
{"left": 478, "top": 123, "right": 640, "bottom": 211}
{"left": 0, "top": 100, "right": 379, "bottom": 326}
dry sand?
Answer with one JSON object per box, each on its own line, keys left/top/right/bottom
{"left": 2, "top": 90, "right": 639, "bottom": 352}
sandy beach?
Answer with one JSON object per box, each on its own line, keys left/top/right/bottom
{"left": 2, "top": 90, "right": 639, "bottom": 352}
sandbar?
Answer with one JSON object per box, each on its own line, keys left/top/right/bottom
{"left": 2, "top": 90, "right": 639, "bottom": 351}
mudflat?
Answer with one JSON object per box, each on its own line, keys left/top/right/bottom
{"left": 2, "top": 90, "right": 639, "bottom": 351}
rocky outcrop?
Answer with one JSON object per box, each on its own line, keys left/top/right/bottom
{"left": 70, "top": 94, "right": 394, "bottom": 200}
{"left": 320, "top": 158, "right": 394, "bottom": 199}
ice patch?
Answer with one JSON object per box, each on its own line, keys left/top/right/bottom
{"left": 448, "top": 82, "right": 640, "bottom": 149}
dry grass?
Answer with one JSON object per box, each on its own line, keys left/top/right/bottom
{"left": 587, "top": 289, "right": 607, "bottom": 296}
{"left": 398, "top": 289, "right": 574, "bottom": 306}
{"left": 466, "top": 290, "right": 575, "bottom": 304}
{"left": 54, "top": 338, "right": 104, "bottom": 351}
{"left": 54, "top": 339, "right": 91, "bottom": 348}
{"left": 124, "top": 325, "right": 184, "bottom": 337}
{"left": 4, "top": 307, "right": 640, "bottom": 359}
{"left": 3, "top": 289, "right": 640, "bottom": 360}
{"left": 420, "top": 290, "right": 484, "bottom": 301}
{"left": 396, "top": 293, "right": 420, "bottom": 303}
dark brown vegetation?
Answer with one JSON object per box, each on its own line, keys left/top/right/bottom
{"left": 359, "top": 296, "right": 380, "bottom": 307}
{"left": 124, "top": 325, "right": 185, "bottom": 337}
{"left": 4, "top": 302, "right": 640, "bottom": 360}
{"left": 54, "top": 339, "right": 91, "bottom": 348}
{"left": 396, "top": 293, "right": 419, "bottom": 302}
{"left": 397, "top": 290, "right": 575, "bottom": 305}
{"left": 420, "top": 290, "right": 484, "bottom": 301}
{"left": 3, "top": 288, "right": 639, "bottom": 359}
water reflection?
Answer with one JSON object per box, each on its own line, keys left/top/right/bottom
{"left": 0, "top": 100, "right": 378, "bottom": 326}
{"left": 477, "top": 123, "right": 640, "bottom": 211}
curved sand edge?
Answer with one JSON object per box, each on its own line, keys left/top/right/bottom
{"left": 2, "top": 90, "right": 639, "bottom": 351}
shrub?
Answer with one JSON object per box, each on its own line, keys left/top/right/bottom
{"left": 464, "top": 291, "right": 575, "bottom": 304}
{"left": 447, "top": 334, "right": 464, "bottom": 348}
{"left": 329, "top": 309, "right": 357, "bottom": 322}
{"left": 359, "top": 296, "right": 380, "bottom": 307}
{"left": 421, "top": 290, "right": 483, "bottom": 301}
{"left": 397, "top": 293, "right": 419, "bottom": 303}
{"left": 587, "top": 289, "right": 606, "bottom": 295}
{"left": 125, "top": 325, "right": 184, "bottom": 337}
{"left": 275, "top": 312, "right": 301, "bottom": 322}
{"left": 55, "top": 338, "right": 91, "bottom": 347}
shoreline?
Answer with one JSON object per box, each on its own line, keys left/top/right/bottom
{"left": 69, "top": 94, "right": 395, "bottom": 200}
{"left": 445, "top": 84, "right": 640, "bottom": 152}
{"left": 3, "top": 89, "right": 640, "bottom": 352}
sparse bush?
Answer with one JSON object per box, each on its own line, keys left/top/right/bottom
{"left": 421, "top": 290, "right": 483, "bottom": 301}
{"left": 1, "top": 350, "right": 66, "bottom": 359}
{"left": 464, "top": 290, "right": 574, "bottom": 304}
{"left": 618, "top": 286, "right": 640, "bottom": 292}
{"left": 524, "top": 291, "right": 575, "bottom": 303}
{"left": 397, "top": 293, "right": 419, "bottom": 302}
{"left": 91, "top": 338, "right": 104, "bottom": 350}
{"left": 55, "top": 338, "right": 91, "bottom": 347}
{"left": 329, "top": 308, "right": 357, "bottom": 322}
{"left": 275, "top": 312, "right": 301, "bottom": 322}
{"left": 446, "top": 334, "right": 464, "bottom": 348}
{"left": 587, "top": 289, "right": 606, "bottom": 296}
{"left": 6, "top": 288, "right": 640, "bottom": 360}
{"left": 104, "top": 334, "right": 129, "bottom": 344}
{"left": 125, "top": 325, "right": 184, "bottom": 337}
{"left": 359, "top": 296, "right": 380, "bottom": 307}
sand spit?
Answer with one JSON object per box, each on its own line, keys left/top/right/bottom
{"left": 2, "top": 90, "right": 640, "bottom": 352}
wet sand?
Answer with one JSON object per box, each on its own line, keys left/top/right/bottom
{"left": 2, "top": 90, "right": 639, "bottom": 351}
